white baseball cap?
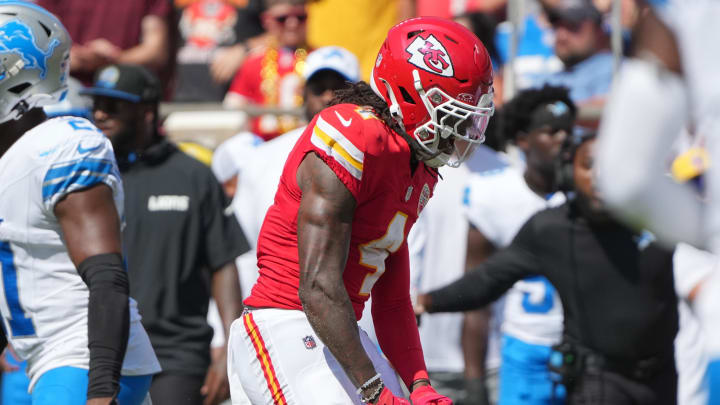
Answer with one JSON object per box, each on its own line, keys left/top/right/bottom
{"left": 304, "top": 46, "right": 360, "bottom": 83}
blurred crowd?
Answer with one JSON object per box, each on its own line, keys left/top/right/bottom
{"left": 36, "top": 0, "right": 642, "bottom": 128}
{"left": 1, "top": 0, "right": 715, "bottom": 405}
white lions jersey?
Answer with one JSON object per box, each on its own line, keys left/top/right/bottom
{"left": 408, "top": 164, "right": 469, "bottom": 373}
{"left": 464, "top": 165, "right": 565, "bottom": 346}
{"left": 0, "top": 117, "right": 160, "bottom": 390}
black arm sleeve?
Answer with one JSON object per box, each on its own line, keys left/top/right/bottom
{"left": 428, "top": 219, "right": 540, "bottom": 313}
{"left": 77, "top": 253, "right": 129, "bottom": 400}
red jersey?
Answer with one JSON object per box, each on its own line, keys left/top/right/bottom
{"left": 246, "top": 103, "right": 437, "bottom": 315}
{"left": 227, "top": 46, "right": 304, "bottom": 140}
{"left": 245, "top": 103, "right": 438, "bottom": 385}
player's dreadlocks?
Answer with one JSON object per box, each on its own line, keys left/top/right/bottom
{"left": 330, "top": 81, "right": 426, "bottom": 160}
{"left": 500, "top": 85, "right": 577, "bottom": 143}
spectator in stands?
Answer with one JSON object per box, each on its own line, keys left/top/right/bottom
{"left": 540, "top": 0, "right": 613, "bottom": 108}
{"left": 305, "top": 0, "right": 415, "bottom": 81}
{"left": 172, "top": 0, "right": 267, "bottom": 102}
{"left": 83, "top": 64, "right": 249, "bottom": 405}
{"left": 36, "top": 0, "right": 172, "bottom": 87}
{"left": 223, "top": 0, "right": 308, "bottom": 141}
{"left": 493, "top": 2, "right": 564, "bottom": 97}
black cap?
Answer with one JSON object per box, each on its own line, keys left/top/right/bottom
{"left": 81, "top": 64, "right": 161, "bottom": 103}
{"left": 546, "top": 0, "right": 602, "bottom": 24}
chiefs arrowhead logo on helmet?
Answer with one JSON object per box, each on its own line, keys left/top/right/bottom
{"left": 406, "top": 34, "right": 454, "bottom": 77}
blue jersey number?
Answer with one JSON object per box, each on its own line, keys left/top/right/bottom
{"left": 0, "top": 241, "right": 35, "bottom": 337}
{"left": 521, "top": 276, "right": 556, "bottom": 314}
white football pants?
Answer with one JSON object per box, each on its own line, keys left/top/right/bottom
{"left": 227, "top": 308, "right": 403, "bottom": 405}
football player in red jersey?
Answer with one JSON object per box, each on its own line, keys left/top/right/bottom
{"left": 226, "top": 17, "right": 494, "bottom": 405}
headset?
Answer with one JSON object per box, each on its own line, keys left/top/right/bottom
{"left": 556, "top": 127, "right": 597, "bottom": 192}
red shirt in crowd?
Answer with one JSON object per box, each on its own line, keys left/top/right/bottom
{"left": 227, "top": 46, "right": 305, "bottom": 141}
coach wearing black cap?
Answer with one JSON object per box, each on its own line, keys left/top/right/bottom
{"left": 83, "top": 64, "right": 249, "bottom": 405}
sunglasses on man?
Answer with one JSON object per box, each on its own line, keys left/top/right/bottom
{"left": 272, "top": 12, "right": 307, "bottom": 24}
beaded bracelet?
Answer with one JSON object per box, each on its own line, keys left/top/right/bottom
{"left": 360, "top": 380, "right": 385, "bottom": 404}
{"left": 356, "top": 373, "right": 382, "bottom": 395}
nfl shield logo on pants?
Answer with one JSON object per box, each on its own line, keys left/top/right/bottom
{"left": 303, "top": 335, "right": 317, "bottom": 350}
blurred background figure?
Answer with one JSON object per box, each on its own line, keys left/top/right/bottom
{"left": 418, "top": 132, "right": 681, "bottom": 405}
{"left": 305, "top": 0, "right": 415, "bottom": 81}
{"left": 494, "top": 2, "right": 563, "bottom": 97}
{"left": 36, "top": 0, "right": 172, "bottom": 88}
{"left": 223, "top": 0, "right": 308, "bottom": 141}
{"left": 83, "top": 64, "right": 248, "bottom": 405}
{"left": 211, "top": 132, "right": 264, "bottom": 198}
{"left": 594, "top": 2, "right": 720, "bottom": 401}
{"left": 462, "top": 86, "right": 575, "bottom": 405}
{"left": 172, "top": 0, "right": 266, "bottom": 102}
{"left": 539, "top": 0, "right": 613, "bottom": 115}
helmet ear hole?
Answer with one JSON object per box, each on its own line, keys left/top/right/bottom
{"left": 38, "top": 21, "right": 51, "bottom": 37}
{"left": 8, "top": 83, "right": 31, "bottom": 94}
{"left": 407, "top": 29, "right": 424, "bottom": 40}
{"left": 399, "top": 86, "right": 416, "bottom": 104}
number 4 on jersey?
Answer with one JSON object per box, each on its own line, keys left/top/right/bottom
{"left": 358, "top": 212, "right": 408, "bottom": 295}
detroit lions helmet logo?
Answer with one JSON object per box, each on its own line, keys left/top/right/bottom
{"left": 0, "top": 20, "right": 60, "bottom": 80}
{"left": 406, "top": 34, "right": 454, "bottom": 77}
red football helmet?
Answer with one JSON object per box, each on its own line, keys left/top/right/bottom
{"left": 370, "top": 17, "right": 494, "bottom": 167}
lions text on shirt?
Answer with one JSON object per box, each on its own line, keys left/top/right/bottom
{"left": 0, "top": 117, "right": 160, "bottom": 390}
{"left": 464, "top": 165, "right": 565, "bottom": 346}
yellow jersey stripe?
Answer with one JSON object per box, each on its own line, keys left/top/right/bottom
{"left": 316, "top": 115, "right": 364, "bottom": 163}
{"left": 312, "top": 125, "right": 364, "bottom": 171}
